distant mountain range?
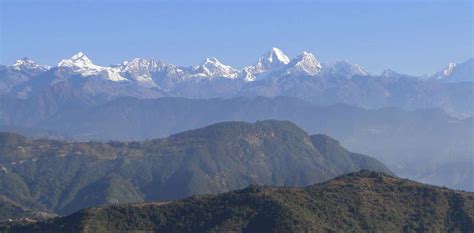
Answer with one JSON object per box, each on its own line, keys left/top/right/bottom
{"left": 1, "top": 49, "right": 472, "bottom": 192}
{"left": 0, "top": 121, "right": 390, "bottom": 216}
{"left": 1, "top": 48, "right": 472, "bottom": 116}
{"left": 0, "top": 92, "right": 471, "bottom": 191}
{"left": 5, "top": 171, "right": 473, "bottom": 233}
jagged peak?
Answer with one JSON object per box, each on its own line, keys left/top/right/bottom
{"left": 58, "top": 52, "right": 96, "bottom": 68}
{"left": 427, "top": 58, "right": 473, "bottom": 82}
{"left": 285, "top": 51, "right": 321, "bottom": 75}
{"left": 200, "top": 57, "right": 234, "bottom": 70}
{"left": 242, "top": 48, "right": 290, "bottom": 81}
{"left": 13, "top": 57, "right": 35, "bottom": 66}
{"left": 293, "top": 51, "right": 319, "bottom": 65}
{"left": 56, "top": 52, "right": 128, "bottom": 82}
{"left": 12, "top": 57, "right": 50, "bottom": 71}
{"left": 122, "top": 58, "right": 164, "bottom": 69}
{"left": 202, "top": 57, "right": 224, "bottom": 66}
{"left": 298, "top": 51, "right": 316, "bottom": 59}
{"left": 70, "top": 52, "right": 87, "bottom": 60}
{"left": 442, "top": 62, "right": 457, "bottom": 76}
{"left": 321, "top": 60, "right": 368, "bottom": 77}
{"left": 265, "top": 47, "right": 290, "bottom": 65}
{"left": 192, "top": 57, "right": 238, "bottom": 79}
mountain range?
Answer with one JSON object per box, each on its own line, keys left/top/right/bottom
{"left": 0, "top": 92, "right": 471, "bottom": 191}
{"left": 1, "top": 48, "right": 473, "bottom": 117}
{"left": 1, "top": 48, "right": 472, "bottom": 192}
{"left": 5, "top": 170, "right": 473, "bottom": 233}
{"left": 0, "top": 120, "right": 390, "bottom": 216}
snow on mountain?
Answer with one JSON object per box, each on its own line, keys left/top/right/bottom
{"left": 121, "top": 58, "right": 164, "bottom": 72}
{"left": 441, "top": 62, "right": 457, "bottom": 77}
{"left": 320, "top": 60, "right": 368, "bottom": 79}
{"left": 270, "top": 47, "right": 290, "bottom": 64}
{"left": 283, "top": 51, "right": 321, "bottom": 76}
{"left": 119, "top": 58, "right": 166, "bottom": 87}
{"left": 6, "top": 50, "right": 471, "bottom": 102}
{"left": 0, "top": 58, "right": 49, "bottom": 97}
{"left": 429, "top": 58, "right": 473, "bottom": 82}
{"left": 252, "top": 47, "right": 290, "bottom": 72}
{"left": 58, "top": 52, "right": 128, "bottom": 82}
{"left": 243, "top": 47, "right": 290, "bottom": 81}
{"left": 58, "top": 52, "right": 95, "bottom": 69}
{"left": 1, "top": 50, "right": 473, "bottom": 117}
{"left": 12, "top": 58, "right": 50, "bottom": 72}
{"left": 190, "top": 57, "right": 239, "bottom": 79}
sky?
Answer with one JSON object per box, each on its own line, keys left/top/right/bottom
{"left": 0, "top": 0, "right": 472, "bottom": 75}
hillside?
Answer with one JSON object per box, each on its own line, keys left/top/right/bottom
{"left": 0, "top": 120, "right": 390, "bottom": 216}
{"left": 6, "top": 171, "right": 473, "bottom": 233}
{"left": 0, "top": 196, "right": 32, "bottom": 221}
{"left": 0, "top": 195, "right": 54, "bottom": 229}
{"left": 1, "top": 94, "right": 471, "bottom": 191}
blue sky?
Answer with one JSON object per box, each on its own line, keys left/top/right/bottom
{"left": 1, "top": 0, "right": 472, "bottom": 75}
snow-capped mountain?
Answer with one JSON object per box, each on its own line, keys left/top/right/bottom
{"left": 6, "top": 50, "right": 473, "bottom": 88}
{"left": 429, "top": 58, "right": 473, "bottom": 82}
{"left": 282, "top": 51, "right": 321, "bottom": 76}
{"left": 320, "top": 60, "right": 368, "bottom": 79}
{"left": 57, "top": 52, "right": 127, "bottom": 82}
{"left": 257, "top": 47, "right": 290, "bottom": 70}
{"left": 440, "top": 62, "right": 457, "bottom": 77}
{"left": 0, "top": 58, "right": 50, "bottom": 95}
{"left": 56, "top": 52, "right": 241, "bottom": 85}
{"left": 1, "top": 49, "right": 472, "bottom": 116}
{"left": 190, "top": 57, "right": 239, "bottom": 79}
{"left": 13, "top": 58, "right": 50, "bottom": 72}
{"left": 243, "top": 47, "right": 290, "bottom": 81}
{"left": 4, "top": 48, "right": 362, "bottom": 90}
{"left": 119, "top": 58, "right": 165, "bottom": 87}
{"left": 243, "top": 50, "right": 322, "bottom": 80}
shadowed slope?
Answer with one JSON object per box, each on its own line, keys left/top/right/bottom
{"left": 8, "top": 171, "right": 472, "bottom": 233}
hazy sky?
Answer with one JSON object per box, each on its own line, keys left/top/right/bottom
{"left": 1, "top": 0, "right": 472, "bottom": 75}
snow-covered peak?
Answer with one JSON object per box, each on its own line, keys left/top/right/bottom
{"left": 58, "top": 52, "right": 97, "bottom": 69}
{"left": 265, "top": 47, "right": 290, "bottom": 65}
{"left": 57, "top": 52, "right": 127, "bottom": 82}
{"left": 429, "top": 58, "right": 473, "bottom": 82}
{"left": 241, "top": 48, "right": 291, "bottom": 81}
{"left": 285, "top": 51, "right": 321, "bottom": 75}
{"left": 118, "top": 58, "right": 168, "bottom": 87}
{"left": 121, "top": 58, "right": 164, "bottom": 72}
{"left": 256, "top": 47, "right": 290, "bottom": 70}
{"left": 12, "top": 58, "right": 50, "bottom": 71}
{"left": 428, "top": 62, "right": 459, "bottom": 79}
{"left": 442, "top": 62, "right": 457, "bottom": 76}
{"left": 13, "top": 58, "right": 35, "bottom": 67}
{"left": 321, "top": 60, "right": 368, "bottom": 78}
{"left": 71, "top": 52, "right": 88, "bottom": 61}
{"left": 193, "top": 57, "right": 239, "bottom": 79}
{"left": 202, "top": 57, "right": 221, "bottom": 66}
{"left": 244, "top": 50, "right": 321, "bottom": 80}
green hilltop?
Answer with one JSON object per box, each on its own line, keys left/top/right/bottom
{"left": 0, "top": 120, "right": 390, "bottom": 216}
{"left": 7, "top": 171, "right": 473, "bottom": 233}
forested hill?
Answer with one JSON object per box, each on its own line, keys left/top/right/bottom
{"left": 7, "top": 171, "right": 473, "bottom": 233}
{"left": 0, "top": 120, "right": 390, "bottom": 216}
